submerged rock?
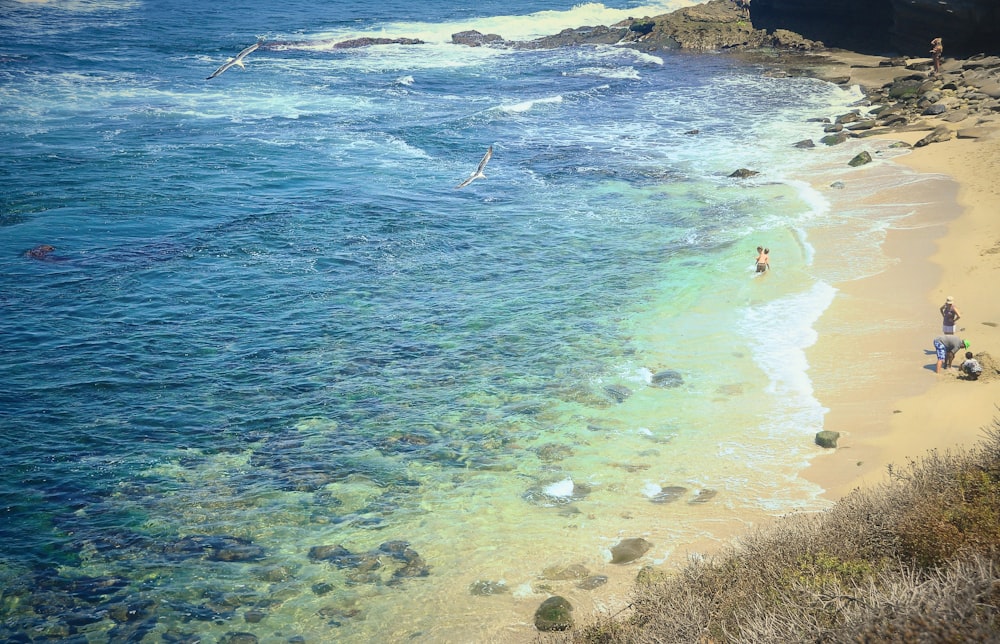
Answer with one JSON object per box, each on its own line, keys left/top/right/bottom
{"left": 576, "top": 575, "right": 609, "bottom": 590}
{"left": 650, "top": 485, "right": 688, "bottom": 504}
{"left": 469, "top": 580, "right": 509, "bottom": 596}
{"left": 609, "top": 537, "right": 652, "bottom": 564}
{"left": 541, "top": 564, "right": 590, "bottom": 581}
{"left": 689, "top": 489, "right": 719, "bottom": 504}
{"left": 534, "top": 595, "right": 574, "bottom": 631}
{"left": 650, "top": 369, "right": 684, "bottom": 388}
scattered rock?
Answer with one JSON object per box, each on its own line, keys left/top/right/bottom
{"left": 815, "top": 430, "right": 841, "bottom": 448}
{"left": 915, "top": 126, "right": 954, "bottom": 147}
{"left": 848, "top": 151, "right": 873, "bottom": 167}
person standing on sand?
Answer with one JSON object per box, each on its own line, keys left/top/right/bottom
{"left": 933, "top": 335, "right": 969, "bottom": 373}
{"left": 940, "top": 295, "right": 961, "bottom": 334}
{"left": 930, "top": 37, "right": 943, "bottom": 74}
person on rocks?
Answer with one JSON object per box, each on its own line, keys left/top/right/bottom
{"left": 933, "top": 335, "right": 968, "bottom": 373}
{"left": 940, "top": 295, "right": 961, "bottom": 334}
{"left": 930, "top": 37, "right": 943, "bottom": 74}
{"left": 960, "top": 351, "right": 982, "bottom": 380}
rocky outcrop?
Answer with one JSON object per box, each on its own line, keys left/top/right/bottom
{"left": 752, "top": 0, "right": 1000, "bottom": 57}
{"left": 512, "top": 0, "right": 821, "bottom": 53}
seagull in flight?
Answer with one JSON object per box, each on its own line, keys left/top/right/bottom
{"left": 455, "top": 145, "right": 493, "bottom": 189}
{"left": 206, "top": 42, "right": 261, "bottom": 80}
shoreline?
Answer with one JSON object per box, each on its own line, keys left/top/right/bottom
{"left": 798, "top": 52, "right": 1000, "bottom": 501}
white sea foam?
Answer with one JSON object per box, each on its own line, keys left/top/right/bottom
{"left": 543, "top": 477, "right": 575, "bottom": 497}
{"left": 497, "top": 95, "right": 563, "bottom": 113}
{"left": 740, "top": 280, "right": 837, "bottom": 403}
{"left": 293, "top": 1, "right": 694, "bottom": 47}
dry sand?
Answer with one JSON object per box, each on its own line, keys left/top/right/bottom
{"left": 801, "top": 51, "right": 1000, "bottom": 500}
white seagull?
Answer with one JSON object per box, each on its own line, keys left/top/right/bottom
{"left": 206, "top": 42, "right": 261, "bottom": 80}
{"left": 455, "top": 145, "right": 493, "bottom": 189}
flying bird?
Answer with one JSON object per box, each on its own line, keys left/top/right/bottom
{"left": 206, "top": 42, "right": 261, "bottom": 80}
{"left": 455, "top": 145, "right": 493, "bottom": 189}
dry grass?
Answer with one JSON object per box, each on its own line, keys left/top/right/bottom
{"left": 561, "top": 421, "right": 1000, "bottom": 643}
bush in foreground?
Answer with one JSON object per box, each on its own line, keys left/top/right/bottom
{"left": 565, "top": 422, "right": 1000, "bottom": 643}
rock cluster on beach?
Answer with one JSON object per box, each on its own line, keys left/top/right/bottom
{"left": 805, "top": 55, "right": 1000, "bottom": 148}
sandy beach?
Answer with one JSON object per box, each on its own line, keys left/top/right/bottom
{"left": 802, "top": 51, "right": 1000, "bottom": 500}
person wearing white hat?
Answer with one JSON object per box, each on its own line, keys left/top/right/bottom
{"left": 940, "top": 296, "right": 961, "bottom": 335}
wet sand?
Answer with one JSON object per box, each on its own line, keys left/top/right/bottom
{"left": 802, "top": 51, "right": 1000, "bottom": 500}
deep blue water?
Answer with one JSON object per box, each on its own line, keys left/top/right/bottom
{"left": 0, "top": 0, "right": 893, "bottom": 640}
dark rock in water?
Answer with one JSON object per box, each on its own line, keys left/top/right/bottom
{"left": 685, "top": 128, "right": 700, "bottom": 135}
{"left": 469, "top": 580, "right": 509, "bottom": 596}
{"left": 26, "top": 244, "right": 57, "bottom": 260}
{"left": 220, "top": 633, "right": 258, "bottom": 644}
{"left": 311, "top": 582, "right": 334, "bottom": 596}
{"left": 332, "top": 37, "right": 424, "bottom": 49}
{"left": 165, "top": 535, "right": 265, "bottom": 562}
{"left": 576, "top": 575, "right": 609, "bottom": 590}
{"left": 254, "top": 565, "right": 294, "bottom": 583}
{"left": 823, "top": 123, "right": 843, "bottom": 133}
{"left": 452, "top": 30, "right": 506, "bottom": 47}
{"left": 820, "top": 131, "right": 849, "bottom": 146}
{"left": 106, "top": 598, "right": 155, "bottom": 623}
{"left": 650, "top": 485, "right": 687, "bottom": 504}
{"left": 728, "top": 168, "right": 759, "bottom": 178}
{"left": 536, "top": 442, "right": 575, "bottom": 462}
{"left": 815, "top": 430, "right": 841, "bottom": 448}
{"left": 848, "top": 151, "right": 873, "bottom": 167}
{"left": 603, "top": 384, "right": 632, "bottom": 403}
{"left": 541, "top": 563, "right": 590, "bottom": 580}
{"left": 793, "top": 138, "right": 816, "bottom": 148}
{"left": 309, "top": 544, "right": 379, "bottom": 571}
{"left": 610, "top": 537, "right": 652, "bottom": 564}
{"left": 244, "top": 609, "right": 266, "bottom": 623}
{"left": 534, "top": 595, "right": 574, "bottom": 632}
{"left": 650, "top": 369, "right": 684, "bottom": 388}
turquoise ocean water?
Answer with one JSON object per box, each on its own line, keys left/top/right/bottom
{"left": 0, "top": 0, "right": 935, "bottom": 641}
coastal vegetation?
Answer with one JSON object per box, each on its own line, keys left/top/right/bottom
{"left": 566, "top": 422, "right": 1000, "bottom": 642}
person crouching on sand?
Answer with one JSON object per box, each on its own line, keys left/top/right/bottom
{"left": 960, "top": 351, "right": 982, "bottom": 380}
{"left": 933, "top": 335, "right": 969, "bottom": 373}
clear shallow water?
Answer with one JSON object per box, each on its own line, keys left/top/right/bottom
{"left": 0, "top": 0, "right": 929, "bottom": 641}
